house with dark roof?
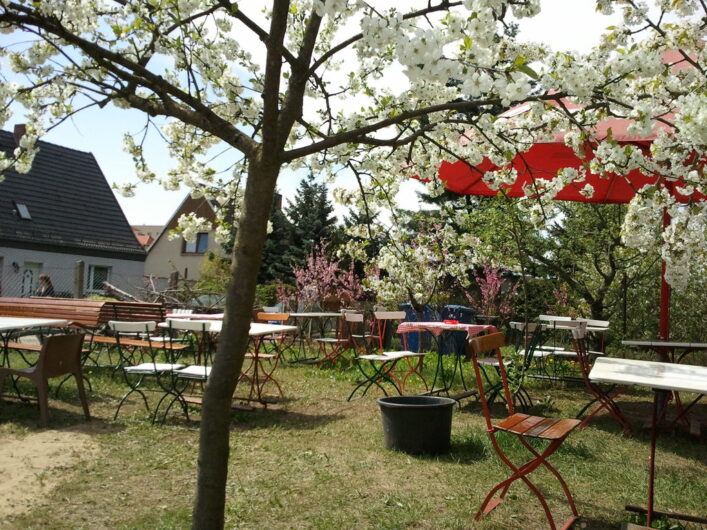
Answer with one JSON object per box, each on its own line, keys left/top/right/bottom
{"left": 144, "top": 195, "right": 225, "bottom": 290}
{"left": 0, "top": 126, "right": 146, "bottom": 297}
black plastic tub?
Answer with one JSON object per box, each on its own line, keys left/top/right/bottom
{"left": 377, "top": 395, "right": 456, "bottom": 455}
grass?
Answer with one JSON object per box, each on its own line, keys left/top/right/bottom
{"left": 0, "top": 345, "right": 705, "bottom": 529}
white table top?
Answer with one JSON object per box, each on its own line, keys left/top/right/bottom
{"left": 0, "top": 317, "right": 69, "bottom": 332}
{"left": 246, "top": 322, "right": 299, "bottom": 336}
{"left": 289, "top": 312, "right": 342, "bottom": 318}
{"left": 589, "top": 357, "right": 707, "bottom": 394}
{"left": 164, "top": 312, "right": 224, "bottom": 320}
{"left": 622, "top": 340, "right": 707, "bottom": 349}
{"left": 159, "top": 320, "right": 298, "bottom": 336}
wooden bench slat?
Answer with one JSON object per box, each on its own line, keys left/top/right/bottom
{"left": 0, "top": 297, "right": 166, "bottom": 329}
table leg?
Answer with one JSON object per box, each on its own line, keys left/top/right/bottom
{"left": 647, "top": 389, "right": 667, "bottom": 526}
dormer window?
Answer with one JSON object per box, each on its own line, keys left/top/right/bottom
{"left": 14, "top": 202, "right": 32, "bottom": 220}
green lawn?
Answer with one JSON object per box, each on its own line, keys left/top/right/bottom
{"left": 0, "top": 349, "right": 705, "bottom": 529}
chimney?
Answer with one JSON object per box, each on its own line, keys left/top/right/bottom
{"left": 13, "top": 124, "right": 26, "bottom": 146}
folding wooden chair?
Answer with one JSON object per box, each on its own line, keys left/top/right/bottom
{"left": 345, "top": 312, "right": 378, "bottom": 356}
{"left": 110, "top": 321, "right": 187, "bottom": 421}
{"left": 255, "top": 312, "right": 295, "bottom": 359}
{"left": 568, "top": 322, "right": 632, "bottom": 436}
{"left": 467, "top": 332, "right": 580, "bottom": 530}
{"left": 314, "top": 312, "right": 352, "bottom": 367}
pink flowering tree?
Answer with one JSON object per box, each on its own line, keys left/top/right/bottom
{"left": 462, "top": 265, "right": 518, "bottom": 325}
{"left": 292, "top": 245, "right": 363, "bottom": 310}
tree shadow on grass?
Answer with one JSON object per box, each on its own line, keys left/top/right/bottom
{"left": 584, "top": 399, "right": 707, "bottom": 457}
{"left": 228, "top": 407, "right": 344, "bottom": 432}
{"left": 0, "top": 396, "right": 123, "bottom": 434}
{"left": 575, "top": 515, "right": 622, "bottom": 529}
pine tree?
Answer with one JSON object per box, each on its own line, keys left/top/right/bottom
{"left": 258, "top": 192, "right": 294, "bottom": 284}
{"left": 285, "top": 174, "right": 337, "bottom": 269}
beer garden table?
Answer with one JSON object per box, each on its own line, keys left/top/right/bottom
{"left": 0, "top": 317, "right": 69, "bottom": 367}
{"left": 589, "top": 357, "right": 707, "bottom": 526}
{"left": 288, "top": 312, "right": 343, "bottom": 360}
{"left": 160, "top": 320, "right": 298, "bottom": 407}
{"left": 396, "top": 321, "right": 496, "bottom": 400}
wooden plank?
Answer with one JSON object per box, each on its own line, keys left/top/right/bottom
{"left": 538, "top": 418, "right": 581, "bottom": 440}
{"left": 495, "top": 413, "right": 530, "bottom": 431}
{"left": 524, "top": 417, "right": 558, "bottom": 437}
{"left": 504, "top": 414, "right": 546, "bottom": 435}
{"left": 6, "top": 342, "right": 43, "bottom": 352}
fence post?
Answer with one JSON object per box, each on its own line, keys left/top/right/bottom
{"left": 75, "top": 260, "right": 85, "bottom": 299}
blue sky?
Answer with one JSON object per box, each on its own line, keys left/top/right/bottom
{"left": 0, "top": 1, "right": 620, "bottom": 226}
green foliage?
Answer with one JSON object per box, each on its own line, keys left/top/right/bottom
{"left": 194, "top": 252, "right": 230, "bottom": 292}
{"left": 259, "top": 193, "right": 294, "bottom": 284}
{"left": 285, "top": 174, "right": 338, "bottom": 269}
{"left": 254, "top": 283, "right": 288, "bottom": 307}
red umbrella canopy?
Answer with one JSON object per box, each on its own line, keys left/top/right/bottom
{"left": 438, "top": 141, "right": 660, "bottom": 203}
{"left": 438, "top": 105, "right": 703, "bottom": 204}
{"left": 438, "top": 51, "right": 704, "bottom": 204}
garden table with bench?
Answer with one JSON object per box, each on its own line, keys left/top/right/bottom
{"left": 0, "top": 316, "right": 70, "bottom": 400}
{"left": 0, "top": 316, "right": 69, "bottom": 367}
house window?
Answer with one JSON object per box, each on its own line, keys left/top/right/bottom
{"left": 87, "top": 265, "right": 111, "bottom": 292}
{"left": 183, "top": 232, "right": 209, "bottom": 254}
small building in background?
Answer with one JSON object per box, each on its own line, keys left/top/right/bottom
{"left": 143, "top": 195, "right": 226, "bottom": 291}
{"left": 0, "top": 125, "right": 146, "bottom": 298}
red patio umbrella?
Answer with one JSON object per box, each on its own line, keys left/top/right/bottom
{"left": 436, "top": 97, "right": 704, "bottom": 340}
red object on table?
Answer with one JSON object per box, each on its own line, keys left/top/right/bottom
{"left": 442, "top": 319, "right": 459, "bottom": 325}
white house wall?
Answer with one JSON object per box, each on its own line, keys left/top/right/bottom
{"left": 144, "top": 231, "right": 223, "bottom": 284}
{"left": 0, "top": 247, "right": 144, "bottom": 298}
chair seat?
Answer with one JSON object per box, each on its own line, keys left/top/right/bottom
{"left": 541, "top": 350, "right": 604, "bottom": 358}
{"left": 245, "top": 353, "right": 277, "bottom": 360}
{"left": 519, "top": 349, "right": 554, "bottom": 358}
{"left": 383, "top": 350, "right": 426, "bottom": 359}
{"left": 358, "top": 351, "right": 425, "bottom": 361}
{"left": 545, "top": 350, "right": 578, "bottom": 358}
{"left": 175, "top": 365, "right": 211, "bottom": 379}
{"left": 124, "top": 362, "right": 185, "bottom": 374}
{"left": 315, "top": 337, "right": 349, "bottom": 344}
{"left": 477, "top": 357, "right": 511, "bottom": 367}
{"left": 495, "top": 413, "right": 581, "bottom": 440}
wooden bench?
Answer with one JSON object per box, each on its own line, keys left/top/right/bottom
{"left": 0, "top": 297, "right": 108, "bottom": 329}
{"left": 0, "top": 297, "right": 166, "bottom": 327}
{"left": 0, "top": 298, "right": 168, "bottom": 357}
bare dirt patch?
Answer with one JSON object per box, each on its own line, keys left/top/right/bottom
{"left": 0, "top": 427, "right": 99, "bottom": 522}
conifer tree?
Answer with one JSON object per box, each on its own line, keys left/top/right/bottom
{"left": 285, "top": 174, "right": 337, "bottom": 269}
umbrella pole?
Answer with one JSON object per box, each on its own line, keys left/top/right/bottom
{"left": 659, "top": 207, "right": 671, "bottom": 340}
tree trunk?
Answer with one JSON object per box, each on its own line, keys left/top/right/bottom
{"left": 192, "top": 157, "right": 280, "bottom": 529}
{"left": 589, "top": 299, "right": 605, "bottom": 322}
